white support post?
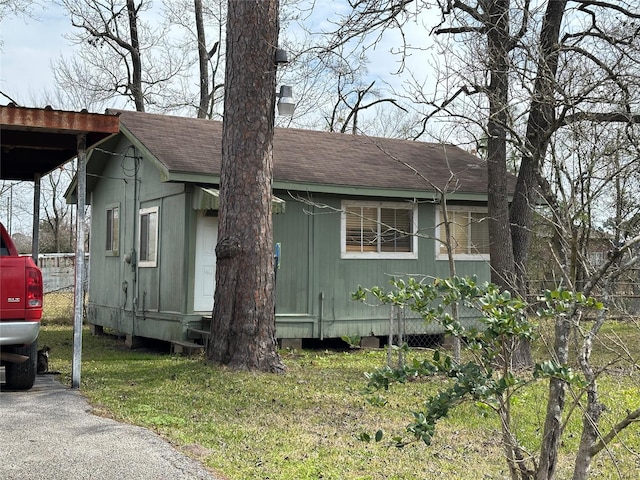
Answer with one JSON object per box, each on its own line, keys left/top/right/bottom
{"left": 72, "top": 134, "right": 87, "bottom": 389}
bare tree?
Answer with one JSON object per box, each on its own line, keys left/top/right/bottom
{"left": 40, "top": 165, "right": 75, "bottom": 253}
{"left": 193, "top": 0, "right": 220, "bottom": 118}
{"left": 0, "top": 181, "right": 18, "bottom": 234}
{"left": 528, "top": 120, "right": 640, "bottom": 479}
{"left": 327, "top": 79, "right": 407, "bottom": 134}
{"left": 326, "top": 0, "right": 640, "bottom": 284}
{"left": 54, "top": 0, "right": 189, "bottom": 112}
{"left": 0, "top": 0, "right": 36, "bottom": 20}
{"left": 0, "top": 180, "right": 35, "bottom": 236}
{"left": 321, "top": 1, "right": 640, "bottom": 478}
{"left": 161, "top": 0, "right": 226, "bottom": 118}
{"left": 207, "top": 0, "right": 285, "bottom": 373}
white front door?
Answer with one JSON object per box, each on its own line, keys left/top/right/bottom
{"left": 194, "top": 214, "right": 218, "bottom": 312}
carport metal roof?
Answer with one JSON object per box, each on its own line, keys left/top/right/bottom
{"left": 1, "top": 104, "right": 120, "bottom": 180}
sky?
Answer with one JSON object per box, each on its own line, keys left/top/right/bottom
{"left": 1, "top": 3, "right": 70, "bottom": 106}
{"left": 1, "top": 4, "right": 73, "bottom": 234}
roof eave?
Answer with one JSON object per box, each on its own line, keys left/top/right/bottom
{"left": 158, "top": 176, "right": 492, "bottom": 202}
{"left": 163, "top": 172, "right": 221, "bottom": 184}
{"left": 272, "top": 180, "right": 490, "bottom": 201}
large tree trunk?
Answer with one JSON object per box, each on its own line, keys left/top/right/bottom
{"left": 514, "top": 3, "right": 570, "bottom": 476}
{"left": 510, "top": 0, "right": 567, "bottom": 295}
{"left": 486, "top": 0, "right": 515, "bottom": 292}
{"left": 208, "top": 0, "right": 285, "bottom": 373}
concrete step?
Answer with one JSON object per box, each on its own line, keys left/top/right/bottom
{"left": 171, "top": 340, "right": 205, "bottom": 356}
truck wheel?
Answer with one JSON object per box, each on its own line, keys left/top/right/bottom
{"left": 3, "top": 342, "right": 37, "bottom": 390}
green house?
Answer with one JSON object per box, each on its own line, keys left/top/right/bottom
{"left": 69, "top": 109, "right": 496, "bottom": 348}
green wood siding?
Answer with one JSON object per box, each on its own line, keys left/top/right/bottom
{"left": 88, "top": 139, "right": 131, "bottom": 312}
{"left": 86, "top": 141, "right": 492, "bottom": 342}
{"left": 316, "top": 196, "right": 424, "bottom": 337}
{"left": 271, "top": 193, "right": 491, "bottom": 338}
{"left": 137, "top": 192, "right": 188, "bottom": 314}
{"left": 273, "top": 199, "right": 311, "bottom": 314}
{"left": 87, "top": 141, "right": 194, "bottom": 341}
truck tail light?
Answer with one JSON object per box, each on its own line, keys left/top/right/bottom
{"left": 26, "top": 267, "right": 43, "bottom": 308}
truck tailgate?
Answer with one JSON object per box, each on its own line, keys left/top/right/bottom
{"left": 0, "top": 257, "right": 27, "bottom": 319}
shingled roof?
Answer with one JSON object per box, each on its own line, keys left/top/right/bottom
{"left": 111, "top": 109, "right": 497, "bottom": 200}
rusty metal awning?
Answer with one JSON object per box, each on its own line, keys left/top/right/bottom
{"left": 0, "top": 104, "right": 120, "bottom": 180}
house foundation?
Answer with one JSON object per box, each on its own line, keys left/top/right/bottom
{"left": 89, "top": 324, "right": 104, "bottom": 336}
{"left": 360, "top": 336, "right": 380, "bottom": 348}
{"left": 125, "top": 334, "right": 144, "bottom": 349}
{"left": 280, "top": 338, "right": 302, "bottom": 350}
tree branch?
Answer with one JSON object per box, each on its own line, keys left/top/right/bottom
{"left": 559, "top": 112, "right": 640, "bottom": 127}
{"left": 328, "top": 0, "right": 416, "bottom": 50}
{"left": 590, "top": 407, "right": 640, "bottom": 456}
{"left": 570, "top": 0, "right": 640, "bottom": 19}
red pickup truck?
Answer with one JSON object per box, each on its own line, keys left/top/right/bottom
{"left": 0, "top": 221, "right": 43, "bottom": 390}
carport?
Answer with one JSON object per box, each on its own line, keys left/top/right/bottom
{"left": 1, "top": 104, "right": 120, "bottom": 387}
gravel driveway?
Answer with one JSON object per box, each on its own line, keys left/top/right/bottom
{"left": 0, "top": 374, "right": 221, "bottom": 480}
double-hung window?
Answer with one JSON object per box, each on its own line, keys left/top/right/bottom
{"left": 105, "top": 203, "right": 120, "bottom": 256}
{"left": 138, "top": 206, "right": 159, "bottom": 267}
{"left": 341, "top": 201, "right": 417, "bottom": 259}
{"left": 436, "top": 207, "right": 490, "bottom": 260}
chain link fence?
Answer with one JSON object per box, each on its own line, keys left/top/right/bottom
{"left": 40, "top": 254, "right": 88, "bottom": 325}
{"left": 385, "top": 305, "right": 446, "bottom": 369}
{"left": 384, "top": 276, "right": 640, "bottom": 368}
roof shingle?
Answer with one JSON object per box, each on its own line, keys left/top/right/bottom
{"left": 112, "top": 109, "right": 498, "bottom": 197}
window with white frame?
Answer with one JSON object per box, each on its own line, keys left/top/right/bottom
{"left": 341, "top": 201, "right": 417, "bottom": 259}
{"left": 436, "top": 207, "right": 490, "bottom": 259}
{"left": 138, "top": 206, "right": 159, "bottom": 267}
{"left": 105, "top": 203, "right": 120, "bottom": 256}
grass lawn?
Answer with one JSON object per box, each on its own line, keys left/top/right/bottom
{"left": 39, "top": 321, "right": 639, "bottom": 480}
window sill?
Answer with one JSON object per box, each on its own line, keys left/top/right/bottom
{"left": 436, "top": 254, "right": 490, "bottom": 262}
{"left": 341, "top": 252, "right": 418, "bottom": 260}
